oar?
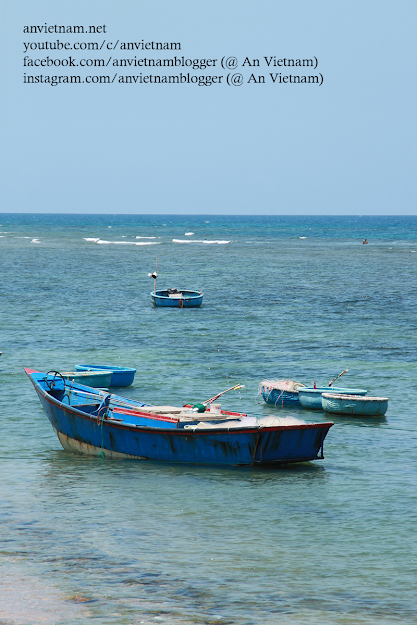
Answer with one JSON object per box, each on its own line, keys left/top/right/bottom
{"left": 203, "top": 384, "right": 245, "bottom": 406}
{"left": 328, "top": 369, "right": 348, "bottom": 387}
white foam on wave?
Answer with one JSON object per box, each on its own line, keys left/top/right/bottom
{"left": 83, "top": 237, "right": 100, "bottom": 242}
{"left": 17, "top": 236, "right": 32, "bottom": 239}
{"left": 96, "top": 240, "right": 161, "bottom": 246}
{"left": 299, "top": 236, "right": 307, "bottom": 239}
{"left": 0, "top": 231, "right": 12, "bottom": 234}
{"left": 31, "top": 238, "right": 40, "bottom": 243}
{"left": 184, "top": 232, "right": 194, "bottom": 236}
{"left": 172, "top": 239, "right": 230, "bottom": 245}
{"left": 136, "top": 236, "right": 158, "bottom": 239}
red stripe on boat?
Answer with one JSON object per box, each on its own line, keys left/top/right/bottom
{"left": 113, "top": 407, "right": 179, "bottom": 423}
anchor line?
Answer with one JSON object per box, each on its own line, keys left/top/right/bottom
{"left": 98, "top": 419, "right": 105, "bottom": 459}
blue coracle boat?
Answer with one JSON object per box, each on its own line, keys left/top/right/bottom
{"left": 298, "top": 387, "right": 368, "bottom": 410}
{"left": 75, "top": 364, "right": 136, "bottom": 387}
{"left": 151, "top": 289, "right": 203, "bottom": 308}
{"left": 260, "top": 380, "right": 306, "bottom": 406}
{"left": 26, "top": 369, "right": 333, "bottom": 466}
{"left": 322, "top": 393, "right": 388, "bottom": 417}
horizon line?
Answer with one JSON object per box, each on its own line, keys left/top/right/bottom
{"left": 0, "top": 213, "right": 414, "bottom": 217}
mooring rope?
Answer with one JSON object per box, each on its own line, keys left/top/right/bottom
{"left": 98, "top": 418, "right": 105, "bottom": 459}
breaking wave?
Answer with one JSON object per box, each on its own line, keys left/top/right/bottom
{"left": 172, "top": 239, "right": 230, "bottom": 245}
{"left": 83, "top": 238, "right": 160, "bottom": 245}
{"left": 96, "top": 240, "right": 161, "bottom": 246}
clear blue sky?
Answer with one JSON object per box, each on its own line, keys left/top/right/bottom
{"left": 1, "top": 0, "right": 416, "bottom": 215}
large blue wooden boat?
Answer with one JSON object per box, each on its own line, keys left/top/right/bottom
{"left": 26, "top": 369, "right": 333, "bottom": 466}
{"left": 75, "top": 364, "right": 136, "bottom": 387}
{"left": 151, "top": 289, "right": 203, "bottom": 308}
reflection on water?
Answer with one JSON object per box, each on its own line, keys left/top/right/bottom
{"left": 325, "top": 414, "right": 388, "bottom": 427}
{"left": 40, "top": 449, "right": 330, "bottom": 482}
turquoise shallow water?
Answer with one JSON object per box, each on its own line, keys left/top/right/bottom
{"left": 0, "top": 214, "right": 416, "bottom": 624}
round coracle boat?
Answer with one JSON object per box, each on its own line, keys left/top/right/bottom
{"left": 151, "top": 289, "right": 203, "bottom": 308}
{"left": 322, "top": 393, "right": 388, "bottom": 417}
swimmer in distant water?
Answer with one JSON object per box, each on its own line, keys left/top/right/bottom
{"left": 362, "top": 239, "right": 368, "bottom": 244}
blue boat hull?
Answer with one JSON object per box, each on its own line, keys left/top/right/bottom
{"left": 26, "top": 370, "right": 333, "bottom": 466}
{"left": 151, "top": 290, "right": 203, "bottom": 308}
{"left": 298, "top": 387, "right": 368, "bottom": 410}
{"left": 75, "top": 365, "right": 136, "bottom": 387}
{"left": 261, "top": 388, "right": 301, "bottom": 406}
{"left": 322, "top": 394, "right": 388, "bottom": 417}
{"left": 61, "top": 371, "right": 112, "bottom": 388}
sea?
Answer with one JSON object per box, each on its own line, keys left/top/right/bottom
{"left": 0, "top": 214, "right": 416, "bottom": 625}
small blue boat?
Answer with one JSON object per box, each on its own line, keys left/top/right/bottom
{"left": 148, "top": 260, "right": 203, "bottom": 308}
{"left": 151, "top": 289, "right": 203, "bottom": 308}
{"left": 61, "top": 370, "right": 112, "bottom": 388}
{"left": 322, "top": 393, "right": 388, "bottom": 417}
{"left": 25, "top": 369, "right": 334, "bottom": 466}
{"left": 75, "top": 364, "right": 136, "bottom": 387}
{"left": 260, "top": 380, "right": 306, "bottom": 406}
{"left": 298, "top": 387, "right": 368, "bottom": 410}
